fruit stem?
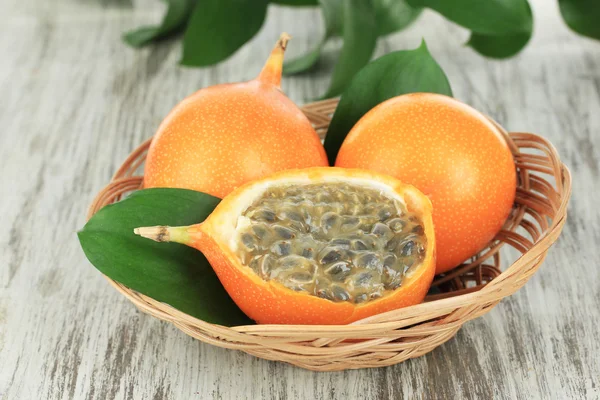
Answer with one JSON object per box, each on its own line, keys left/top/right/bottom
{"left": 257, "top": 32, "right": 291, "bottom": 87}
{"left": 134, "top": 225, "right": 191, "bottom": 245}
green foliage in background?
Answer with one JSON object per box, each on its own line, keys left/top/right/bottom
{"left": 123, "top": 0, "right": 599, "bottom": 97}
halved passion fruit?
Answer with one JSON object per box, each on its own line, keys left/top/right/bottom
{"left": 135, "top": 168, "right": 435, "bottom": 325}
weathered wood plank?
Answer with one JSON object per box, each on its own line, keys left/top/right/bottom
{"left": 0, "top": 0, "right": 598, "bottom": 399}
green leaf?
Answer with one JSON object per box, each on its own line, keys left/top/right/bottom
{"left": 180, "top": 0, "right": 269, "bottom": 67}
{"left": 283, "top": 0, "right": 419, "bottom": 77}
{"left": 320, "top": 0, "right": 378, "bottom": 99}
{"left": 559, "top": 0, "right": 600, "bottom": 40}
{"left": 407, "top": 0, "right": 532, "bottom": 35}
{"left": 467, "top": 31, "right": 531, "bottom": 59}
{"left": 271, "top": 0, "right": 319, "bottom": 5}
{"left": 77, "top": 188, "right": 254, "bottom": 326}
{"left": 321, "top": 0, "right": 345, "bottom": 36}
{"left": 324, "top": 40, "right": 452, "bottom": 163}
{"left": 374, "top": 0, "right": 422, "bottom": 36}
{"left": 466, "top": 0, "right": 533, "bottom": 59}
{"left": 123, "top": 0, "right": 197, "bottom": 48}
{"left": 407, "top": 0, "right": 532, "bottom": 59}
{"left": 322, "top": 0, "right": 420, "bottom": 37}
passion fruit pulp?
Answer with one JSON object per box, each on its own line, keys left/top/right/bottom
{"left": 236, "top": 183, "right": 428, "bottom": 304}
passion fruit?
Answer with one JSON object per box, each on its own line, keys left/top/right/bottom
{"left": 335, "top": 93, "right": 516, "bottom": 274}
{"left": 135, "top": 168, "right": 435, "bottom": 325}
{"left": 143, "top": 33, "right": 328, "bottom": 199}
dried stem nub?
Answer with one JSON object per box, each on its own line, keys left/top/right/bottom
{"left": 134, "top": 226, "right": 171, "bottom": 242}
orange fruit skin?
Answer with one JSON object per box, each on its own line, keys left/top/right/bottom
{"left": 335, "top": 93, "right": 516, "bottom": 274}
{"left": 191, "top": 167, "right": 436, "bottom": 325}
{"left": 143, "top": 81, "right": 328, "bottom": 199}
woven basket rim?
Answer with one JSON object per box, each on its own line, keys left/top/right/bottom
{"left": 86, "top": 98, "right": 572, "bottom": 369}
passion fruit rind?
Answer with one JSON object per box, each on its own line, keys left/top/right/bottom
{"left": 235, "top": 183, "right": 427, "bottom": 304}
{"left": 134, "top": 167, "right": 436, "bottom": 325}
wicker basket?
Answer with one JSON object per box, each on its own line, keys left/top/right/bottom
{"left": 87, "top": 98, "right": 571, "bottom": 371}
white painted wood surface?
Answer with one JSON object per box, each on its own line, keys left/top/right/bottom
{"left": 1, "top": 0, "right": 598, "bottom": 398}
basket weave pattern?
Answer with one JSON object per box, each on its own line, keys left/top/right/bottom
{"left": 87, "top": 99, "right": 571, "bottom": 371}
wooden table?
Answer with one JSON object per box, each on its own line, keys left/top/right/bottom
{"left": 1, "top": 0, "right": 597, "bottom": 398}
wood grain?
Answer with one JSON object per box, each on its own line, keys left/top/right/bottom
{"left": 0, "top": 0, "right": 598, "bottom": 398}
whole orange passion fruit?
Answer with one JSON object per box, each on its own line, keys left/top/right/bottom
{"left": 143, "top": 33, "right": 328, "bottom": 199}
{"left": 135, "top": 167, "right": 436, "bottom": 325}
{"left": 335, "top": 93, "right": 516, "bottom": 274}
